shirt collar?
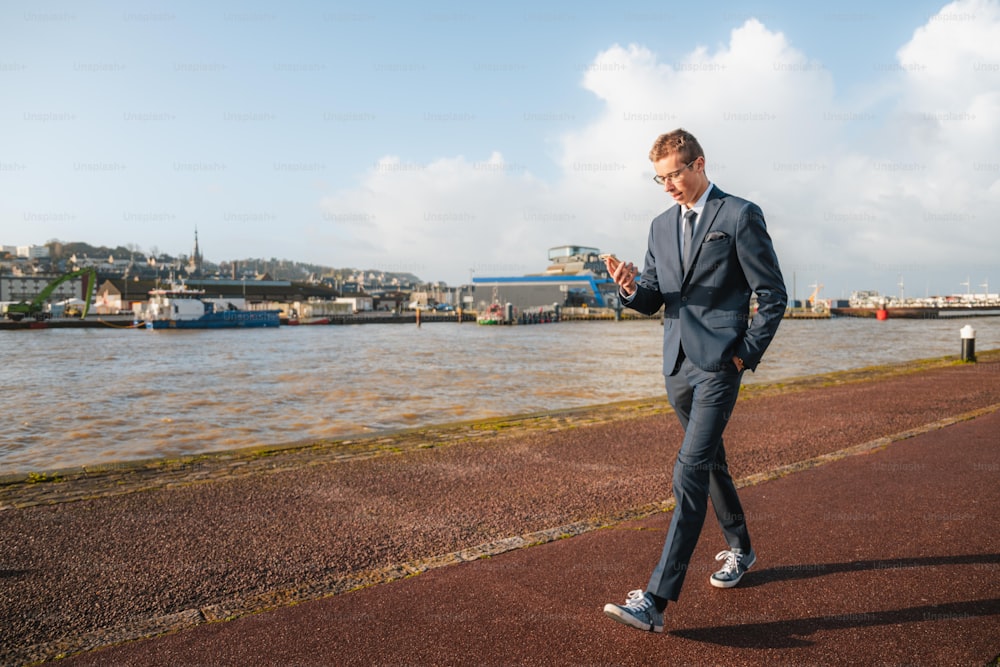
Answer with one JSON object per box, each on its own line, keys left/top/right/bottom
{"left": 685, "top": 182, "right": 715, "bottom": 221}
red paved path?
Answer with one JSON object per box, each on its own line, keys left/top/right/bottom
{"left": 64, "top": 406, "right": 1000, "bottom": 665}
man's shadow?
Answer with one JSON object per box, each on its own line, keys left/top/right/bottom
{"left": 673, "top": 553, "right": 1000, "bottom": 648}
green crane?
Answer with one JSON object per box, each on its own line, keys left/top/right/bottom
{"left": 4, "top": 268, "right": 97, "bottom": 321}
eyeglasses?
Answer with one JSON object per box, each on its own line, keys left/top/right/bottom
{"left": 653, "top": 159, "right": 696, "bottom": 186}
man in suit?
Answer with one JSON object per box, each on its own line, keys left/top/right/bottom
{"left": 603, "top": 128, "right": 786, "bottom": 633}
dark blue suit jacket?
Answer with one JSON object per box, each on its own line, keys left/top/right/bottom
{"left": 626, "top": 185, "right": 786, "bottom": 375}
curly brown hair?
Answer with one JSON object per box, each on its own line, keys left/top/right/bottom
{"left": 648, "top": 128, "right": 704, "bottom": 163}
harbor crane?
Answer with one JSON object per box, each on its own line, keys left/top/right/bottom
{"left": 4, "top": 268, "right": 97, "bottom": 321}
{"left": 807, "top": 282, "right": 828, "bottom": 314}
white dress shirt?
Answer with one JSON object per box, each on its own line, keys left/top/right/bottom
{"left": 621, "top": 182, "right": 716, "bottom": 303}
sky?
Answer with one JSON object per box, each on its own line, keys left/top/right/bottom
{"left": 1, "top": 0, "right": 998, "bottom": 301}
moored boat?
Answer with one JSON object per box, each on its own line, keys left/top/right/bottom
{"left": 477, "top": 302, "right": 505, "bottom": 325}
{"left": 830, "top": 305, "right": 1000, "bottom": 319}
{"left": 139, "top": 285, "right": 281, "bottom": 329}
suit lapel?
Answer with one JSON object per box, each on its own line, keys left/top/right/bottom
{"left": 684, "top": 186, "right": 725, "bottom": 281}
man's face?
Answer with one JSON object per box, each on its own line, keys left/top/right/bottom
{"left": 653, "top": 154, "right": 706, "bottom": 207}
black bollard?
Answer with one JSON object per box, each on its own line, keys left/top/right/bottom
{"left": 960, "top": 324, "right": 976, "bottom": 362}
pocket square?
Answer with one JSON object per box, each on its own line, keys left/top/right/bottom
{"left": 704, "top": 231, "right": 729, "bottom": 242}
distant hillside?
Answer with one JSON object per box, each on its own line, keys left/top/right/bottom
{"left": 47, "top": 240, "right": 143, "bottom": 263}
{"left": 41, "top": 240, "right": 423, "bottom": 285}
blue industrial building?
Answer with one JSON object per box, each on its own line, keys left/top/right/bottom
{"left": 471, "top": 245, "right": 618, "bottom": 312}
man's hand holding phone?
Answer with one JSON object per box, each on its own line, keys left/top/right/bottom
{"left": 600, "top": 253, "right": 638, "bottom": 296}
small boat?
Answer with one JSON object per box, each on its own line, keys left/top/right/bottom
{"left": 140, "top": 285, "right": 281, "bottom": 329}
{"left": 477, "top": 302, "right": 505, "bottom": 325}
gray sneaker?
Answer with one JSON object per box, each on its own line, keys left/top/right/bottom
{"left": 710, "top": 548, "right": 757, "bottom": 588}
{"left": 603, "top": 589, "right": 664, "bottom": 633}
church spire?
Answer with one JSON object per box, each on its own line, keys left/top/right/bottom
{"left": 188, "top": 227, "right": 202, "bottom": 274}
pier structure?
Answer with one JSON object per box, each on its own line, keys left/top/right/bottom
{"left": 472, "top": 244, "right": 618, "bottom": 314}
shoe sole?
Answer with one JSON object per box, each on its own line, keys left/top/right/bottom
{"left": 710, "top": 552, "right": 757, "bottom": 589}
{"left": 602, "top": 604, "right": 664, "bottom": 633}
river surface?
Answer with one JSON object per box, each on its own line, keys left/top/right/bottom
{"left": 2, "top": 317, "right": 996, "bottom": 473}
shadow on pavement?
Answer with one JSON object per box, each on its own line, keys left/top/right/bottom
{"left": 741, "top": 553, "right": 1000, "bottom": 588}
{"left": 673, "top": 598, "right": 1000, "bottom": 649}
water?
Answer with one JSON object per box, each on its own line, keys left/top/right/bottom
{"left": 1, "top": 317, "right": 997, "bottom": 473}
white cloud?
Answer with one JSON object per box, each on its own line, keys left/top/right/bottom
{"left": 318, "top": 0, "right": 1000, "bottom": 297}
{"left": 318, "top": 153, "right": 555, "bottom": 279}
{"left": 847, "top": 0, "right": 1000, "bottom": 280}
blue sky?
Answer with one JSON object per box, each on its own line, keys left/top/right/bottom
{"left": 2, "top": 0, "right": 998, "bottom": 300}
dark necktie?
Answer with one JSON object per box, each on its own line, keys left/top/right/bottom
{"left": 683, "top": 209, "right": 697, "bottom": 271}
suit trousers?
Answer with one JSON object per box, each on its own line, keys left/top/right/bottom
{"left": 648, "top": 354, "right": 751, "bottom": 602}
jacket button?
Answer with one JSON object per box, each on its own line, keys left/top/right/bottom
{"left": 681, "top": 296, "right": 688, "bottom": 302}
